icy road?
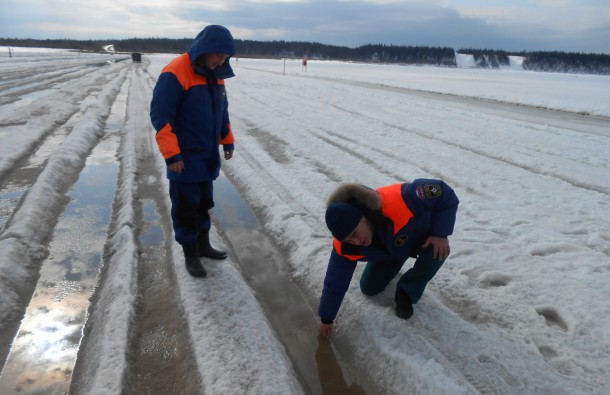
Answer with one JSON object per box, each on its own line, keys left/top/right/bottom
{"left": 0, "top": 49, "right": 609, "bottom": 394}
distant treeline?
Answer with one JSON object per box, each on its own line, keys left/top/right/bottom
{"left": 458, "top": 48, "right": 610, "bottom": 74}
{"left": 1, "top": 37, "right": 609, "bottom": 74}
{"left": 520, "top": 51, "right": 610, "bottom": 74}
{"left": 232, "top": 40, "right": 457, "bottom": 66}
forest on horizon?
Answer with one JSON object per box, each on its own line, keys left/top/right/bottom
{"left": 1, "top": 37, "right": 609, "bottom": 75}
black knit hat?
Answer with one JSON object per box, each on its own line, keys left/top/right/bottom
{"left": 325, "top": 202, "right": 362, "bottom": 240}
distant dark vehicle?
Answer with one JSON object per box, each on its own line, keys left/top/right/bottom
{"left": 131, "top": 52, "right": 142, "bottom": 63}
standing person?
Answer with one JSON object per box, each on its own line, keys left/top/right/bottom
{"left": 150, "top": 25, "right": 236, "bottom": 278}
{"left": 318, "top": 179, "right": 459, "bottom": 337}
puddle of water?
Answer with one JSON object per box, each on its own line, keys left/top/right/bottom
{"left": 128, "top": 171, "right": 201, "bottom": 395}
{"left": 0, "top": 67, "right": 127, "bottom": 233}
{"left": 139, "top": 199, "right": 164, "bottom": 245}
{"left": 214, "top": 175, "right": 369, "bottom": 395}
{"left": 0, "top": 97, "right": 124, "bottom": 392}
{"left": 0, "top": 81, "right": 48, "bottom": 96}
{"left": 0, "top": 189, "right": 24, "bottom": 200}
{"left": 0, "top": 89, "right": 55, "bottom": 117}
{"left": 103, "top": 85, "right": 126, "bottom": 135}
{"left": 0, "top": 159, "right": 118, "bottom": 394}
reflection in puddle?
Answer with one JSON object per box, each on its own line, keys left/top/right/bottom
{"left": 214, "top": 175, "right": 367, "bottom": 394}
{"left": 139, "top": 199, "right": 163, "bottom": 245}
{"left": 0, "top": 152, "right": 119, "bottom": 393}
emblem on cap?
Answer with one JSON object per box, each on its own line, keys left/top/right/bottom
{"left": 425, "top": 185, "right": 442, "bottom": 198}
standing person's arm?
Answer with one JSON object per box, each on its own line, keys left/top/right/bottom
{"left": 318, "top": 250, "right": 357, "bottom": 337}
{"left": 150, "top": 70, "right": 185, "bottom": 170}
{"left": 218, "top": 80, "right": 235, "bottom": 160}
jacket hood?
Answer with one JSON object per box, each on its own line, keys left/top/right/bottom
{"left": 327, "top": 183, "right": 390, "bottom": 232}
{"left": 189, "top": 25, "right": 236, "bottom": 79}
{"left": 327, "top": 184, "right": 381, "bottom": 212}
{"left": 189, "top": 25, "right": 236, "bottom": 59}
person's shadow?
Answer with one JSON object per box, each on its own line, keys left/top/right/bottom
{"left": 316, "top": 335, "right": 368, "bottom": 395}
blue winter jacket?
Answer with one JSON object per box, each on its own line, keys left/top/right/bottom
{"left": 150, "top": 25, "right": 236, "bottom": 182}
{"left": 318, "top": 179, "right": 459, "bottom": 323}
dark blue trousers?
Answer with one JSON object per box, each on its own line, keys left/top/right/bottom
{"left": 169, "top": 180, "right": 214, "bottom": 246}
{"left": 359, "top": 246, "right": 445, "bottom": 303}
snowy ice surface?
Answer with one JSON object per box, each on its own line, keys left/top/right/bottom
{"left": 1, "top": 51, "right": 609, "bottom": 394}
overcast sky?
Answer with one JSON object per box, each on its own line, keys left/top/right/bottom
{"left": 1, "top": 0, "right": 609, "bottom": 53}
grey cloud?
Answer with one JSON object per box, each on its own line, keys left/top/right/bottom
{"left": 1, "top": 0, "right": 608, "bottom": 52}
{"left": 172, "top": 2, "right": 534, "bottom": 50}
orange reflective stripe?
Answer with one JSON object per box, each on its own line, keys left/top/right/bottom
{"left": 155, "top": 123, "right": 181, "bottom": 159}
{"left": 377, "top": 184, "right": 413, "bottom": 235}
{"left": 163, "top": 53, "right": 208, "bottom": 90}
{"left": 220, "top": 122, "right": 235, "bottom": 145}
{"left": 333, "top": 239, "right": 365, "bottom": 261}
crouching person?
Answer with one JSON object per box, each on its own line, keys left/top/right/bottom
{"left": 318, "top": 179, "right": 459, "bottom": 337}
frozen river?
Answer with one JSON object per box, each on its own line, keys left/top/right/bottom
{"left": 0, "top": 49, "right": 609, "bottom": 394}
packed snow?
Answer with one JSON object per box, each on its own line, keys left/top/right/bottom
{"left": 1, "top": 48, "right": 609, "bottom": 394}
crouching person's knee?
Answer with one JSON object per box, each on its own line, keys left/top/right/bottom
{"left": 360, "top": 278, "right": 383, "bottom": 296}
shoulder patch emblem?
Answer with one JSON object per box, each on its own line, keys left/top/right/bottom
{"left": 395, "top": 235, "right": 408, "bottom": 246}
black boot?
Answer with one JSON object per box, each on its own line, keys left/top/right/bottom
{"left": 182, "top": 244, "right": 207, "bottom": 277}
{"left": 395, "top": 289, "right": 413, "bottom": 320}
{"left": 198, "top": 231, "right": 227, "bottom": 260}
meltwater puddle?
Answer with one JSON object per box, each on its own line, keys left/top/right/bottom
{"left": 0, "top": 77, "right": 127, "bottom": 233}
{"left": 214, "top": 175, "right": 372, "bottom": 395}
{"left": 127, "top": 172, "right": 201, "bottom": 394}
{"left": 139, "top": 198, "right": 164, "bottom": 245}
{"left": 0, "top": 99, "right": 125, "bottom": 394}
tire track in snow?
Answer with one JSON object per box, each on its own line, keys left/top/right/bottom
{"left": 69, "top": 69, "right": 140, "bottom": 394}
{"left": 0, "top": 63, "right": 128, "bottom": 230}
{"left": 236, "top": 67, "right": 609, "bottom": 195}
{"left": 237, "top": 72, "right": 609, "bottom": 196}
{"left": 323, "top": 100, "right": 610, "bottom": 196}
{"left": 129, "top": 142, "right": 200, "bottom": 394}
{"left": 232, "top": 76, "right": 487, "bottom": 198}
{"left": 234, "top": 68, "right": 608, "bottom": 265}
{"left": 308, "top": 127, "right": 491, "bottom": 199}
{"left": 307, "top": 73, "right": 610, "bottom": 132}
{"left": 0, "top": 61, "right": 131, "bottom": 179}
{"left": 0, "top": 61, "right": 125, "bottom": 106}
{"left": 229, "top": 66, "right": 597, "bottom": 394}
{"left": 0, "top": 98, "right": 122, "bottom": 394}
{"left": 233, "top": 89, "right": 420, "bottom": 194}
{"left": 127, "top": 66, "right": 201, "bottom": 393}
{"left": 71, "top": 64, "right": 201, "bottom": 394}
{"left": 0, "top": 55, "right": 126, "bottom": 87}
{"left": 0, "top": 66, "right": 128, "bottom": 369}
{"left": 230, "top": 117, "right": 331, "bottom": 237}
